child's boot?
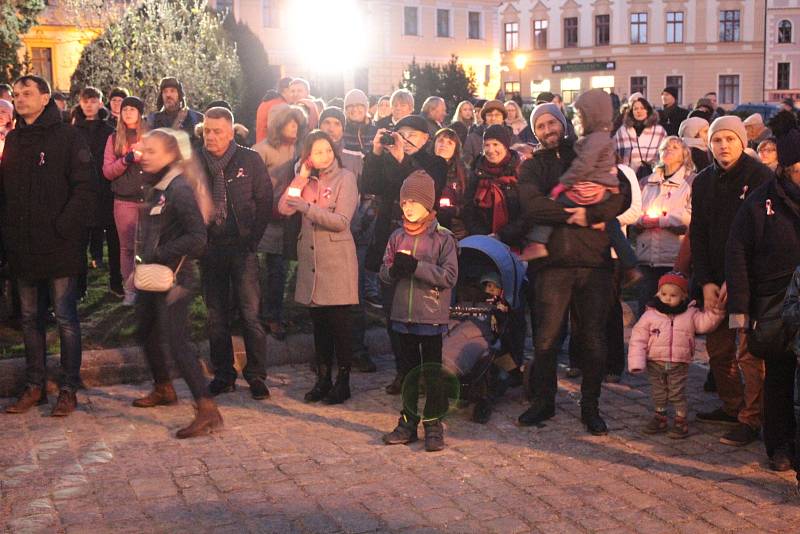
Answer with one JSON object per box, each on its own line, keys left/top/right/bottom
{"left": 383, "top": 413, "right": 419, "bottom": 445}
{"left": 642, "top": 412, "right": 668, "bottom": 434}
{"left": 423, "top": 420, "right": 445, "bottom": 452}
{"left": 668, "top": 415, "right": 689, "bottom": 439}
{"left": 520, "top": 242, "right": 549, "bottom": 261}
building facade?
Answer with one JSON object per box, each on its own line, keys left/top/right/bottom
{"left": 227, "top": 0, "right": 502, "bottom": 99}
{"left": 498, "top": 0, "right": 767, "bottom": 109}
{"left": 765, "top": 0, "right": 800, "bottom": 102}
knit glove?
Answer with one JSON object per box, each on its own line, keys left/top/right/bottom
{"left": 124, "top": 151, "right": 136, "bottom": 164}
{"left": 390, "top": 252, "right": 418, "bottom": 279}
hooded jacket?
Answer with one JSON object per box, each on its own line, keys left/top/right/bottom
{"left": 380, "top": 219, "right": 458, "bottom": 325}
{"left": 690, "top": 153, "right": 773, "bottom": 287}
{"left": 628, "top": 301, "right": 723, "bottom": 372}
{"left": 0, "top": 99, "right": 95, "bottom": 280}
{"left": 74, "top": 106, "right": 116, "bottom": 226}
{"left": 559, "top": 89, "right": 617, "bottom": 188}
{"left": 658, "top": 104, "right": 689, "bottom": 137}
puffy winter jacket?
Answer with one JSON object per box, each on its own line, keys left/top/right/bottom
{"left": 636, "top": 166, "right": 694, "bottom": 267}
{"left": 628, "top": 302, "right": 723, "bottom": 372}
{"left": 379, "top": 221, "right": 458, "bottom": 326}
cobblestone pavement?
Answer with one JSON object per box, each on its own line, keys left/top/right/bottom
{"left": 1, "top": 353, "right": 799, "bottom": 534}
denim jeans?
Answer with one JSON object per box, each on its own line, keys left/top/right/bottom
{"left": 136, "top": 280, "right": 209, "bottom": 400}
{"left": 202, "top": 246, "right": 269, "bottom": 384}
{"left": 259, "top": 253, "right": 287, "bottom": 323}
{"left": 18, "top": 277, "right": 82, "bottom": 391}
{"left": 606, "top": 219, "right": 637, "bottom": 270}
{"left": 529, "top": 267, "right": 613, "bottom": 411}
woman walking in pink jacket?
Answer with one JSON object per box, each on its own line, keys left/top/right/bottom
{"left": 628, "top": 272, "right": 723, "bottom": 438}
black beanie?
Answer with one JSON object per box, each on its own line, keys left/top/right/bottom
{"left": 207, "top": 100, "right": 232, "bottom": 111}
{"left": 483, "top": 124, "right": 511, "bottom": 150}
{"left": 662, "top": 86, "right": 679, "bottom": 101}
{"left": 776, "top": 129, "right": 800, "bottom": 168}
{"left": 400, "top": 170, "right": 436, "bottom": 212}
{"left": 120, "top": 96, "right": 144, "bottom": 116}
{"left": 319, "top": 106, "right": 346, "bottom": 128}
{"left": 108, "top": 87, "right": 129, "bottom": 101}
{"left": 395, "top": 114, "right": 430, "bottom": 134}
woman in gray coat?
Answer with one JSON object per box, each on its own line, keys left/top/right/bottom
{"left": 278, "top": 130, "right": 359, "bottom": 404}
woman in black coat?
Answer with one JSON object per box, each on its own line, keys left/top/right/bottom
{"left": 133, "top": 128, "right": 220, "bottom": 439}
{"left": 726, "top": 135, "right": 800, "bottom": 472}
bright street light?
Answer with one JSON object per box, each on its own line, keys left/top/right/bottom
{"left": 286, "top": 0, "right": 366, "bottom": 73}
{"left": 514, "top": 55, "right": 527, "bottom": 70}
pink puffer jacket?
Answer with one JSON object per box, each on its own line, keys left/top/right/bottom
{"left": 628, "top": 302, "right": 723, "bottom": 373}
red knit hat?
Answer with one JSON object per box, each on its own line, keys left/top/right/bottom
{"left": 658, "top": 272, "right": 689, "bottom": 294}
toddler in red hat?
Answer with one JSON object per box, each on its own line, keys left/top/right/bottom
{"left": 628, "top": 272, "right": 724, "bottom": 438}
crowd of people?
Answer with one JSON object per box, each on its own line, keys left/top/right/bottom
{"left": 1, "top": 74, "right": 800, "bottom": 483}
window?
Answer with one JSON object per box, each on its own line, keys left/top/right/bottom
{"left": 30, "top": 47, "right": 53, "bottom": 88}
{"left": 630, "top": 13, "right": 648, "bottom": 44}
{"left": 215, "top": 0, "right": 233, "bottom": 15}
{"left": 595, "top": 15, "right": 610, "bottom": 46}
{"left": 504, "top": 22, "right": 519, "bottom": 51}
{"left": 404, "top": 6, "right": 418, "bottom": 36}
{"left": 778, "top": 20, "right": 792, "bottom": 44}
{"left": 504, "top": 81, "right": 521, "bottom": 95}
{"left": 665, "top": 75, "right": 683, "bottom": 104}
{"left": 564, "top": 17, "right": 578, "bottom": 48}
{"left": 262, "top": 0, "right": 275, "bottom": 28}
{"left": 630, "top": 76, "right": 647, "bottom": 98}
{"left": 719, "top": 10, "right": 740, "bottom": 42}
{"left": 666, "top": 11, "right": 684, "bottom": 43}
{"left": 436, "top": 9, "right": 451, "bottom": 37}
{"left": 533, "top": 19, "right": 548, "bottom": 49}
{"left": 468, "top": 11, "right": 482, "bottom": 39}
{"left": 719, "top": 75, "right": 740, "bottom": 104}
{"left": 778, "top": 63, "right": 791, "bottom": 90}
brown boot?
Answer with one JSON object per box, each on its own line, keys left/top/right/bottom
{"left": 51, "top": 390, "right": 77, "bottom": 417}
{"left": 132, "top": 382, "right": 178, "bottom": 408}
{"left": 175, "top": 398, "right": 223, "bottom": 439}
{"left": 5, "top": 385, "right": 47, "bottom": 414}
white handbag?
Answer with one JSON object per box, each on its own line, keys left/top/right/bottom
{"left": 133, "top": 257, "right": 186, "bottom": 292}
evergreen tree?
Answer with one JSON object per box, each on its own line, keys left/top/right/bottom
{"left": 400, "top": 55, "right": 477, "bottom": 113}
{"left": 0, "top": 0, "right": 45, "bottom": 84}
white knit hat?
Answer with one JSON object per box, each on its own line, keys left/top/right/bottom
{"left": 708, "top": 116, "right": 748, "bottom": 149}
{"left": 743, "top": 113, "right": 764, "bottom": 126}
{"left": 344, "top": 89, "right": 368, "bottom": 109}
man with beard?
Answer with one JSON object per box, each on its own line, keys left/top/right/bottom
{"left": 146, "top": 77, "right": 203, "bottom": 143}
{"left": 509, "top": 102, "right": 628, "bottom": 435}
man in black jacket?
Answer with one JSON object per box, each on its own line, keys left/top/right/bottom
{"left": 199, "top": 107, "right": 273, "bottom": 400}
{"left": 690, "top": 116, "right": 773, "bottom": 447}
{"left": 362, "top": 114, "right": 448, "bottom": 393}
{"left": 511, "top": 103, "right": 627, "bottom": 435}
{"left": 1, "top": 76, "right": 95, "bottom": 416}
{"left": 658, "top": 86, "right": 689, "bottom": 137}
{"left": 147, "top": 77, "right": 204, "bottom": 144}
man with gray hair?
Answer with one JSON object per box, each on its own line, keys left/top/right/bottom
{"left": 375, "top": 89, "right": 414, "bottom": 129}
{"left": 196, "top": 106, "right": 274, "bottom": 402}
{"left": 421, "top": 96, "right": 447, "bottom": 136}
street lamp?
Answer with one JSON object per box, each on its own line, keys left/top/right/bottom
{"left": 514, "top": 54, "right": 527, "bottom": 99}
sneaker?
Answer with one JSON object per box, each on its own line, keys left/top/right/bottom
{"left": 122, "top": 290, "right": 137, "bottom": 306}
{"left": 565, "top": 367, "right": 581, "bottom": 378}
{"left": 719, "top": 423, "right": 760, "bottom": 447}
{"left": 423, "top": 420, "right": 445, "bottom": 452}
{"left": 382, "top": 415, "right": 418, "bottom": 445}
{"left": 668, "top": 416, "right": 689, "bottom": 439}
{"left": 518, "top": 402, "right": 555, "bottom": 427}
{"left": 519, "top": 242, "right": 549, "bottom": 262}
{"left": 364, "top": 294, "right": 383, "bottom": 310}
{"left": 642, "top": 413, "right": 668, "bottom": 434}
{"left": 696, "top": 407, "right": 739, "bottom": 426}
{"left": 768, "top": 447, "right": 793, "bottom": 472}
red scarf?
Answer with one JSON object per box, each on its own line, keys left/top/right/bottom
{"left": 474, "top": 154, "right": 517, "bottom": 233}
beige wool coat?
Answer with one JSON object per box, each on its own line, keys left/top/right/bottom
{"left": 278, "top": 163, "right": 359, "bottom": 306}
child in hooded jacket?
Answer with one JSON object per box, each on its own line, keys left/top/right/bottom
{"left": 628, "top": 272, "right": 724, "bottom": 438}
{"left": 521, "top": 89, "right": 630, "bottom": 263}
{"left": 379, "top": 170, "right": 458, "bottom": 452}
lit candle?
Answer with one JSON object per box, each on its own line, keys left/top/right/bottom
{"left": 439, "top": 197, "right": 452, "bottom": 208}
{"left": 287, "top": 187, "right": 302, "bottom": 197}
{"left": 646, "top": 206, "right": 662, "bottom": 219}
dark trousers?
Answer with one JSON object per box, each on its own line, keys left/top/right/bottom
{"left": 202, "top": 246, "right": 268, "bottom": 384}
{"left": 259, "top": 253, "right": 287, "bottom": 323}
{"left": 18, "top": 277, "right": 82, "bottom": 391}
{"left": 530, "top": 267, "right": 613, "bottom": 411}
{"left": 136, "top": 282, "right": 209, "bottom": 400}
{"left": 79, "top": 224, "right": 122, "bottom": 296}
{"left": 350, "top": 244, "right": 370, "bottom": 358}
{"left": 794, "top": 366, "right": 800, "bottom": 479}
{"left": 637, "top": 265, "right": 672, "bottom": 316}
{"left": 396, "top": 332, "right": 447, "bottom": 422}
{"left": 310, "top": 306, "right": 353, "bottom": 369}
{"left": 763, "top": 352, "right": 797, "bottom": 459}
{"left": 381, "top": 281, "right": 402, "bottom": 373}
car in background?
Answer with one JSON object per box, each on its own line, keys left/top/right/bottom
{"left": 730, "top": 103, "right": 781, "bottom": 121}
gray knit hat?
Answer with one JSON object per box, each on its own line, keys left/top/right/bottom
{"left": 344, "top": 89, "right": 368, "bottom": 109}
{"left": 529, "top": 103, "right": 567, "bottom": 141}
{"left": 708, "top": 116, "right": 748, "bottom": 150}
{"left": 400, "top": 170, "right": 436, "bottom": 212}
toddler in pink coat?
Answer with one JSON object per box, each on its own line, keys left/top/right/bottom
{"left": 628, "top": 272, "right": 723, "bottom": 438}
